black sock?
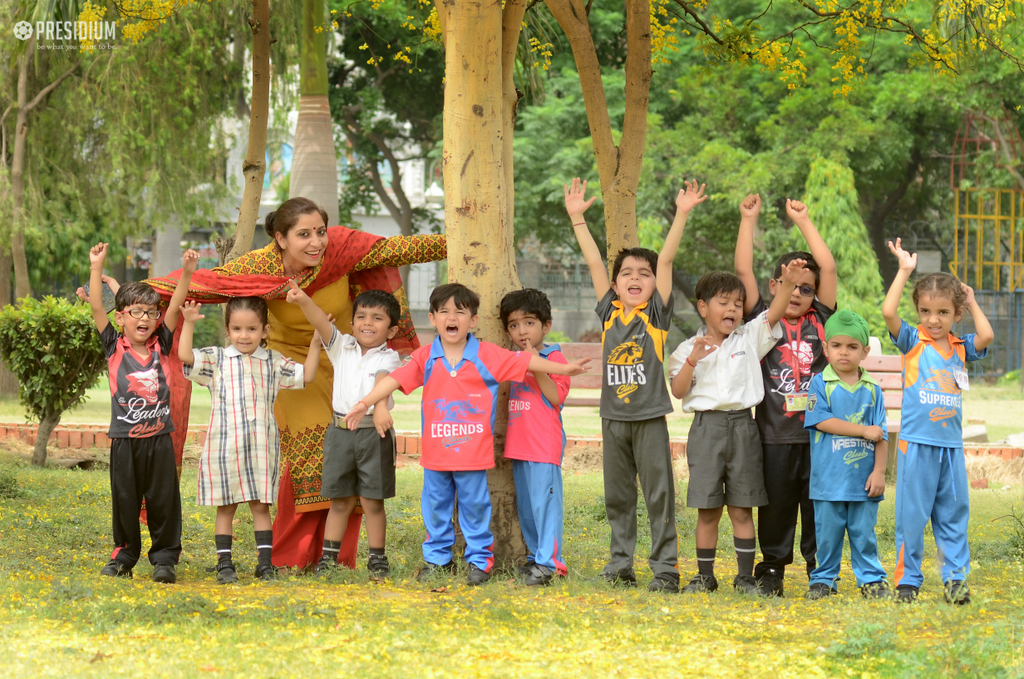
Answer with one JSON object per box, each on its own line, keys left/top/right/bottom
{"left": 369, "top": 547, "right": 385, "bottom": 557}
{"left": 255, "top": 530, "right": 273, "bottom": 567}
{"left": 215, "top": 534, "right": 232, "bottom": 565}
{"left": 696, "top": 548, "right": 716, "bottom": 576}
{"left": 735, "top": 537, "right": 756, "bottom": 577}
{"left": 322, "top": 539, "right": 341, "bottom": 563}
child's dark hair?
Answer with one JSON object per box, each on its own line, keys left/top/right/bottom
{"left": 224, "top": 297, "right": 270, "bottom": 347}
{"left": 772, "top": 251, "right": 820, "bottom": 288}
{"left": 353, "top": 289, "right": 401, "bottom": 328}
{"left": 114, "top": 281, "right": 160, "bottom": 311}
{"left": 429, "top": 283, "right": 480, "bottom": 315}
{"left": 611, "top": 247, "right": 659, "bottom": 281}
{"left": 913, "top": 273, "right": 966, "bottom": 312}
{"left": 695, "top": 271, "right": 747, "bottom": 304}
{"left": 499, "top": 288, "right": 552, "bottom": 327}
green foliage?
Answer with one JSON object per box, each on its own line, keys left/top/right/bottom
{"left": 0, "top": 297, "right": 106, "bottom": 424}
{"left": 0, "top": 465, "right": 21, "bottom": 499}
{"left": 545, "top": 330, "right": 572, "bottom": 344}
{"left": 787, "top": 158, "right": 886, "bottom": 337}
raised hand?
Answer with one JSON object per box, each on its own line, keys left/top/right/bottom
{"left": 887, "top": 238, "right": 917, "bottom": 273}
{"left": 182, "top": 249, "right": 200, "bottom": 274}
{"left": 180, "top": 301, "right": 204, "bottom": 323}
{"left": 89, "top": 242, "right": 108, "bottom": 268}
{"left": 689, "top": 336, "right": 719, "bottom": 362}
{"left": 675, "top": 179, "right": 708, "bottom": 214}
{"left": 739, "top": 193, "right": 761, "bottom": 218}
{"left": 962, "top": 282, "right": 976, "bottom": 307}
{"left": 564, "top": 177, "right": 598, "bottom": 219}
{"left": 285, "top": 279, "right": 309, "bottom": 305}
{"left": 786, "top": 199, "right": 811, "bottom": 225}
{"left": 780, "top": 257, "right": 808, "bottom": 285}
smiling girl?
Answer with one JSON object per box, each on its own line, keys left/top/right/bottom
{"left": 178, "top": 298, "right": 321, "bottom": 583}
{"left": 882, "top": 238, "right": 994, "bottom": 605}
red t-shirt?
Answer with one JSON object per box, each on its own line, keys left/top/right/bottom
{"left": 392, "top": 335, "right": 531, "bottom": 471}
{"left": 505, "top": 345, "right": 570, "bottom": 465}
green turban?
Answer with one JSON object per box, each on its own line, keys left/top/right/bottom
{"left": 824, "top": 309, "right": 870, "bottom": 346}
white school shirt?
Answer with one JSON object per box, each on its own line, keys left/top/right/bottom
{"left": 323, "top": 327, "right": 401, "bottom": 415}
{"left": 668, "top": 310, "right": 782, "bottom": 413}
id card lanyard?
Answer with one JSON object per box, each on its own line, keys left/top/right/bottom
{"left": 784, "top": 318, "right": 809, "bottom": 412}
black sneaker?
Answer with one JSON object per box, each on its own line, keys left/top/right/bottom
{"left": 895, "top": 584, "right": 919, "bottom": 603}
{"left": 517, "top": 562, "right": 536, "bottom": 577}
{"left": 254, "top": 564, "right": 277, "bottom": 581}
{"left": 367, "top": 554, "right": 390, "bottom": 579}
{"left": 861, "top": 580, "right": 891, "bottom": 599}
{"left": 524, "top": 564, "right": 553, "bottom": 587}
{"left": 466, "top": 564, "right": 490, "bottom": 586}
{"left": 152, "top": 563, "right": 176, "bottom": 584}
{"left": 100, "top": 560, "right": 133, "bottom": 579}
{"left": 756, "top": 567, "right": 784, "bottom": 597}
{"left": 805, "top": 582, "right": 836, "bottom": 600}
{"left": 681, "top": 573, "right": 718, "bottom": 593}
{"left": 417, "top": 561, "right": 456, "bottom": 583}
{"left": 733, "top": 574, "right": 760, "bottom": 595}
{"left": 599, "top": 568, "right": 638, "bottom": 588}
{"left": 944, "top": 580, "right": 971, "bottom": 605}
{"left": 648, "top": 574, "right": 680, "bottom": 594}
{"left": 215, "top": 561, "right": 238, "bottom": 585}
{"left": 315, "top": 554, "right": 337, "bottom": 575}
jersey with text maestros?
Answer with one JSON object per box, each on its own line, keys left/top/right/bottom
{"left": 804, "top": 367, "right": 887, "bottom": 502}
{"left": 391, "top": 335, "right": 531, "bottom": 471}
{"left": 596, "top": 289, "right": 673, "bottom": 421}
{"left": 505, "top": 344, "right": 570, "bottom": 465}
{"left": 100, "top": 323, "right": 175, "bottom": 439}
{"left": 890, "top": 320, "right": 986, "bottom": 446}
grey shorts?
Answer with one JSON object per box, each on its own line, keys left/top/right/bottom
{"left": 321, "top": 424, "right": 396, "bottom": 500}
{"left": 686, "top": 410, "right": 767, "bottom": 509}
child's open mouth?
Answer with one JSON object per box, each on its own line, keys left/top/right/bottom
{"left": 721, "top": 315, "right": 736, "bottom": 328}
{"left": 627, "top": 285, "right": 642, "bottom": 295}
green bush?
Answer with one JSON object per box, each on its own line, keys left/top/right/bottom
{"left": 0, "top": 297, "right": 107, "bottom": 466}
{"left": 0, "top": 466, "right": 20, "bottom": 499}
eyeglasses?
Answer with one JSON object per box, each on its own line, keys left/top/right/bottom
{"left": 125, "top": 308, "right": 161, "bottom": 320}
{"left": 775, "top": 279, "right": 816, "bottom": 298}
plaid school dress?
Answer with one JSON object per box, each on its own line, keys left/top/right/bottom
{"left": 185, "top": 345, "right": 305, "bottom": 506}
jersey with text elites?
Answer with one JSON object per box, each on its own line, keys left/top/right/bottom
{"left": 100, "top": 323, "right": 175, "bottom": 439}
{"left": 596, "top": 289, "right": 674, "bottom": 421}
{"left": 505, "top": 344, "right": 571, "bottom": 465}
{"left": 890, "top": 320, "right": 987, "bottom": 447}
{"left": 391, "top": 334, "right": 531, "bottom": 471}
{"left": 746, "top": 297, "right": 835, "bottom": 444}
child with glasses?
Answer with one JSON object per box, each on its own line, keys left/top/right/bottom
{"left": 734, "top": 194, "right": 838, "bottom": 597}
{"left": 88, "top": 242, "right": 196, "bottom": 584}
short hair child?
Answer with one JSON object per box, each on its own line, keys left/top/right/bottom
{"left": 734, "top": 193, "right": 838, "bottom": 596}
{"left": 803, "top": 309, "right": 890, "bottom": 600}
{"left": 286, "top": 283, "right": 402, "bottom": 579}
{"left": 668, "top": 262, "right": 803, "bottom": 594}
{"left": 180, "top": 295, "right": 320, "bottom": 583}
{"left": 564, "top": 176, "right": 707, "bottom": 592}
{"left": 882, "top": 239, "right": 993, "bottom": 604}
{"left": 500, "top": 288, "right": 570, "bottom": 585}
{"left": 343, "top": 283, "right": 588, "bottom": 586}
{"left": 87, "top": 243, "right": 196, "bottom": 583}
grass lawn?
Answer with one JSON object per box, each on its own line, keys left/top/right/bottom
{"left": 3, "top": 382, "right": 1021, "bottom": 442}
{"left": 2, "top": 452, "right": 1024, "bottom": 677}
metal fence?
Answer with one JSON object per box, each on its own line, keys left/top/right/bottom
{"left": 955, "top": 290, "right": 1021, "bottom": 377}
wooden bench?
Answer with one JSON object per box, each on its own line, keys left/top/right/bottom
{"left": 861, "top": 353, "right": 904, "bottom": 475}
{"left": 559, "top": 343, "right": 603, "bottom": 407}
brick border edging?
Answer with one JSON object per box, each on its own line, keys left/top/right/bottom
{"left": 1, "top": 422, "right": 1020, "bottom": 461}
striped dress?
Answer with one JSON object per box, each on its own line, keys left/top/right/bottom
{"left": 185, "top": 345, "right": 305, "bottom": 506}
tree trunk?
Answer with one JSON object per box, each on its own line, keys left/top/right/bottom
{"left": 0, "top": 248, "right": 15, "bottom": 396}
{"left": 436, "top": 0, "right": 528, "bottom": 568}
{"left": 226, "top": 0, "right": 272, "bottom": 262}
{"left": 545, "top": 0, "right": 651, "bottom": 260}
{"left": 33, "top": 412, "right": 61, "bottom": 467}
{"left": 289, "top": 0, "right": 340, "bottom": 227}
{"left": 11, "top": 38, "right": 33, "bottom": 301}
